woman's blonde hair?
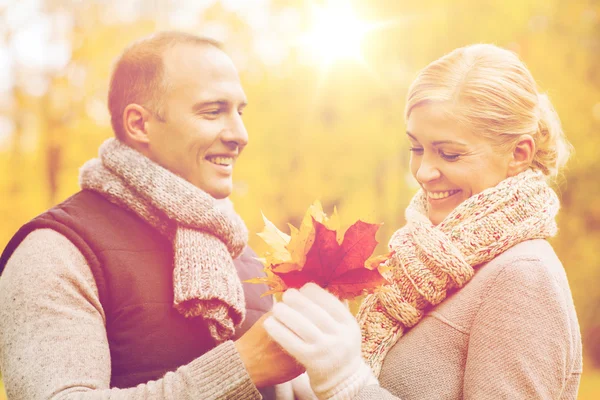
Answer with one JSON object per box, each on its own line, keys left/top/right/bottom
{"left": 405, "top": 44, "right": 572, "bottom": 177}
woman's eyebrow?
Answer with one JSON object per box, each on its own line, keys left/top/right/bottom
{"left": 431, "top": 140, "right": 468, "bottom": 147}
{"left": 406, "top": 131, "right": 467, "bottom": 147}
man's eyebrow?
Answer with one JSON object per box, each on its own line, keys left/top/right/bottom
{"left": 192, "top": 100, "right": 248, "bottom": 112}
{"left": 406, "top": 131, "right": 467, "bottom": 147}
{"left": 192, "top": 100, "right": 227, "bottom": 112}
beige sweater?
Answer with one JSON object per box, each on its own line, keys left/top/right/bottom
{"left": 354, "top": 239, "right": 582, "bottom": 399}
{"left": 0, "top": 229, "right": 262, "bottom": 400}
{"left": 0, "top": 231, "right": 583, "bottom": 400}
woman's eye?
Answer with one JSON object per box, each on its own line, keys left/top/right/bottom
{"left": 409, "top": 147, "right": 424, "bottom": 155}
{"left": 440, "top": 151, "right": 460, "bottom": 161}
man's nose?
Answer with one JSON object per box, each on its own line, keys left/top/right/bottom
{"left": 415, "top": 156, "right": 441, "bottom": 183}
{"left": 222, "top": 113, "right": 249, "bottom": 148}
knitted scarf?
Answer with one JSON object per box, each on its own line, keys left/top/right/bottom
{"left": 357, "top": 169, "right": 559, "bottom": 376}
{"left": 79, "top": 138, "right": 248, "bottom": 343}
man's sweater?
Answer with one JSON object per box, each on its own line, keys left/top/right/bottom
{"left": 0, "top": 229, "right": 261, "bottom": 399}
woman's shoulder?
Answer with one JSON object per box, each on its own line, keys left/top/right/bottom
{"left": 476, "top": 239, "right": 566, "bottom": 287}
{"left": 490, "top": 238, "right": 560, "bottom": 266}
{"left": 433, "top": 239, "right": 576, "bottom": 332}
{"left": 471, "top": 239, "right": 579, "bottom": 333}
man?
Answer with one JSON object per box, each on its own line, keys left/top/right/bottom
{"left": 0, "top": 31, "right": 302, "bottom": 399}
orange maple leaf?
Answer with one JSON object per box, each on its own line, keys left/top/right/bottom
{"left": 255, "top": 201, "right": 340, "bottom": 274}
{"left": 264, "top": 217, "right": 389, "bottom": 300}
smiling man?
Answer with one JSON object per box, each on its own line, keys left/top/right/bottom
{"left": 0, "top": 31, "right": 302, "bottom": 399}
{"left": 118, "top": 37, "right": 249, "bottom": 198}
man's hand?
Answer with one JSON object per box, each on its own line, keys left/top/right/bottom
{"left": 235, "top": 312, "right": 305, "bottom": 388}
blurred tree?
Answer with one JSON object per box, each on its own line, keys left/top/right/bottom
{"left": 0, "top": 0, "right": 599, "bottom": 396}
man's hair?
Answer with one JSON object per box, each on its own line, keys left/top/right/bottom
{"left": 108, "top": 31, "right": 222, "bottom": 140}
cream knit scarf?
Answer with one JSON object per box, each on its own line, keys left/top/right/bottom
{"left": 79, "top": 138, "right": 248, "bottom": 343}
{"left": 357, "top": 169, "right": 559, "bottom": 376}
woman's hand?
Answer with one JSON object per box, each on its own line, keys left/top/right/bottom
{"left": 263, "top": 283, "right": 378, "bottom": 399}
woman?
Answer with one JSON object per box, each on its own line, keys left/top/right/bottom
{"left": 265, "top": 44, "right": 582, "bottom": 399}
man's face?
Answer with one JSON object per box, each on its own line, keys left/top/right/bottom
{"left": 145, "top": 43, "right": 248, "bottom": 199}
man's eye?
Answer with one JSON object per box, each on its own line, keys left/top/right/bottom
{"left": 207, "top": 110, "right": 221, "bottom": 115}
{"left": 409, "top": 147, "right": 424, "bottom": 155}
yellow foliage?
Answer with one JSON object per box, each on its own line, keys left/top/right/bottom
{"left": 0, "top": 0, "right": 599, "bottom": 396}
{"left": 257, "top": 200, "right": 340, "bottom": 271}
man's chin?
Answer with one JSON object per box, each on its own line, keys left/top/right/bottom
{"left": 203, "top": 184, "right": 233, "bottom": 200}
{"left": 209, "top": 192, "right": 231, "bottom": 200}
{"left": 189, "top": 177, "right": 233, "bottom": 199}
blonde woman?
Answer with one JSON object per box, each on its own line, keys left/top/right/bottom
{"left": 265, "top": 44, "right": 582, "bottom": 399}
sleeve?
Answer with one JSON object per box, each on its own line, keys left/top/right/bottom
{"left": 274, "top": 381, "right": 294, "bottom": 400}
{"left": 0, "top": 229, "right": 261, "bottom": 400}
{"left": 463, "top": 258, "right": 576, "bottom": 399}
{"left": 353, "top": 384, "right": 401, "bottom": 400}
{"left": 284, "top": 372, "right": 399, "bottom": 400}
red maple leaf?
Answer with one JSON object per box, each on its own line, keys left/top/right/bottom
{"left": 275, "top": 218, "right": 388, "bottom": 299}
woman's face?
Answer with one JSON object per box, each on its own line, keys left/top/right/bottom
{"left": 407, "top": 103, "right": 512, "bottom": 225}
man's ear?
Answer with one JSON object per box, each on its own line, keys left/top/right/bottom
{"left": 122, "top": 104, "right": 152, "bottom": 145}
{"left": 508, "top": 134, "right": 535, "bottom": 177}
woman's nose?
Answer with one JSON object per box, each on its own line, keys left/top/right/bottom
{"left": 415, "top": 157, "right": 441, "bottom": 183}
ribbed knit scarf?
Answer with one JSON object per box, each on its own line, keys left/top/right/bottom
{"left": 357, "top": 169, "right": 559, "bottom": 376}
{"left": 79, "top": 138, "right": 248, "bottom": 343}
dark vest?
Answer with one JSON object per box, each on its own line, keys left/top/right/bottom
{"left": 0, "top": 190, "right": 274, "bottom": 397}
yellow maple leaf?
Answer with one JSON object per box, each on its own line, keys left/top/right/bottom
{"left": 365, "top": 251, "right": 395, "bottom": 272}
{"left": 286, "top": 200, "right": 341, "bottom": 266}
{"left": 245, "top": 268, "right": 287, "bottom": 297}
{"left": 326, "top": 207, "right": 342, "bottom": 243}
{"left": 256, "top": 212, "right": 292, "bottom": 265}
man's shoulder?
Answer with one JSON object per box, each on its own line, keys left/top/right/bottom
{"left": 9, "top": 228, "right": 84, "bottom": 264}
{"left": 46, "top": 190, "right": 124, "bottom": 220}
{"left": 0, "top": 228, "right": 95, "bottom": 295}
{"left": 1, "top": 190, "right": 142, "bottom": 285}
{"left": 2, "top": 190, "right": 119, "bottom": 262}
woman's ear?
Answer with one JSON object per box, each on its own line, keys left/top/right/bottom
{"left": 508, "top": 134, "right": 535, "bottom": 177}
{"left": 122, "top": 104, "right": 152, "bottom": 145}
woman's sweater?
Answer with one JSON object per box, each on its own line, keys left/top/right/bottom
{"left": 355, "top": 239, "right": 582, "bottom": 399}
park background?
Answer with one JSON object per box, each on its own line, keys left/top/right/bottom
{"left": 0, "top": 0, "right": 598, "bottom": 398}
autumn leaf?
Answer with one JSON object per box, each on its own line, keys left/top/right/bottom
{"left": 255, "top": 200, "right": 340, "bottom": 273}
{"left": 275, "top": 218, "right": 388, "bottom": 299}
{"left": 245, "top": 268, "right": 287, "bottom": 297}
{"left": 257, "top": 213, "right": 294, "bottom": 268}
{"left": 365, "top": 251, "right": 395, "bottom": 271}
{"left": 251, "top": 208, "right": 392, "bottom": 300}
{"left": 286, "top": 201, "right": 340, "bottom": 268}
{"left": 249, "top": 201, "right": 391, "bottom": 299}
